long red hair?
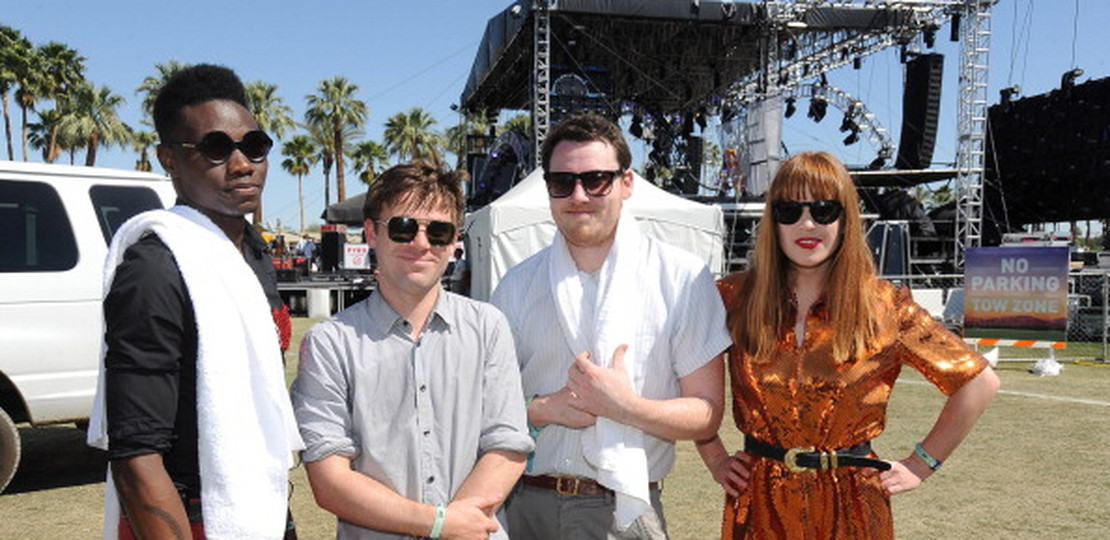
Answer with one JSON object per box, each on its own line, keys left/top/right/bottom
{"left": 733, "top": 152, "right": 881, "bottom": 363}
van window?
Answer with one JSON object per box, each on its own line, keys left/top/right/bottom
{"left": 89, "top": 185, "right": 166, "bottom": 244}
{"left": 0, "top": 180, "right": 79, "bottom": 272}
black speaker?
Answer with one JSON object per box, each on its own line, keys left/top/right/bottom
{"left": 896, "top": 53, "right": 944, "bottom": 170}
{"left": 320, "top": 229, "right": 345, "bottom": 272}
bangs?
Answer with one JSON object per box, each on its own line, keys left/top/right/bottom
{"left": 769, "top": 153, "right": 849, "bottom": 203}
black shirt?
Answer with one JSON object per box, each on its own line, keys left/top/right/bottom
{"left": 103, "top": 222, "right": 281, "bottom": 498}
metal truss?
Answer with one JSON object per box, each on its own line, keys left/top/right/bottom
{"left": 791, "top": 83, "right": 896, "bottom": 160}
{"left": 953, "top": 0, "right": 993, "bottom": 268}
{"left": 532, "top": 3, "right": 552, "bottom": 169}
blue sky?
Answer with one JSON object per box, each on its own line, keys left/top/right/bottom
{"left": 5, "top": 0, "right": 1108, "bottom": 232}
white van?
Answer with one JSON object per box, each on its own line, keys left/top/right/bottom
{"left": 0, "top": 161, "right": 176, "bottom": 492}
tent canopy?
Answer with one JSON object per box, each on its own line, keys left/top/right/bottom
{"left": 465, "top": 168, "right": 725, "bottom": 301}
{"left": 323, "top": 193, "right": 367, "bottom": 226}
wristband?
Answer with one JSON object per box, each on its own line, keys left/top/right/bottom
{"left": 914, "top": 442, "right": 943, "bottom": 471}
{"left": 429, "top": 504, "right": 446, "bottom": 539}
{"left": 525, "top": 395, "right": 541, "bottom": 439}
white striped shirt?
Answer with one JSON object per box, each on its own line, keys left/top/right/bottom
{"left": 491, "top": 234, "right": 731, "bottom": 481}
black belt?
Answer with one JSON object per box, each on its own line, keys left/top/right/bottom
{"left": 522, "top": 475, "right": 660, "bottom": 497}
{"left": 744, "top": 435, "right": 892, "bottom": 473}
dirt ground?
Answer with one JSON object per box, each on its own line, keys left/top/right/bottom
{"left": 2, "top": 321, "right": 1108, "bottom": 538}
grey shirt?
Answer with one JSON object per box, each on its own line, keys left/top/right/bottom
{"left": 291, "top": 290, "right": 534, "bottom": 540}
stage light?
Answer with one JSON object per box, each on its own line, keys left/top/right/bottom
{"left": 784, "top": 97, "right": 796, "bottom": 118}
{"left": 869, "top": 156, "right": 886, "bottom": 170}
{"left": 1061, "top": 68, "right": 1083, "bottom": 90}
{"left": 924, "top": 25, "right": 937, "bottom": 48}
{"left": 853, "top": 57, "right": 862, "bottom": 70}
{"left": 808, "top": 96, "right": 827, "bottom": 123}
{"left": 843, "top": 130, "right": 859, "bottom": 146}
{"left": 839, "top": 114, "right": 858, "bottom": 133}
{"left": 695, "top": 109, "right": 708, "bottom": 131}
{"left": 630, "top": 114, "right": 644, "bottom": 138}
{"left": 950, "top": 13, "right": 961, "bottom": 42}
{"left": 1000, "top": 86, "right": 1020, "bottom": 105}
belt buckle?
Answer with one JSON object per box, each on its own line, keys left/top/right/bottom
{"left": 784, "top": 446, "right": 815, "bottom": 474}
{"left": 555, "top": 476, "right": 580, "bottom": 496}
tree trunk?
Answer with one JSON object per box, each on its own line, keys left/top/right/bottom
{"left": 298, "top": 174, "right": 305, "bottom": 235}
{"left": 2, "top": 94, "right": 13, "bottom": 161}
{"left": 84, "top": 133, "right": 99, "bottom": 166}
{"left": 334, "top": 128, "right": 346, "bottom": 202}
{"left": 20, "top": 104, "right": 29, "bottom": 162}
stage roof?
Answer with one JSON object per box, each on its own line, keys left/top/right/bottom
{"left": 461, "top": 0, "right": 918, "bottom": 114}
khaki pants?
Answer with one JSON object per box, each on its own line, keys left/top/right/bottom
{"left": 505, "top": 482, "right": 669, "bottom": 540}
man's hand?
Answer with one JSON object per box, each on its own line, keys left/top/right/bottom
{"left": 566, "top": 345, "right": 638, "bottom": 423}
{"left": 531, "top": 387, "right": 597, "bottom": 429}
{"left": 441, "top": 496, "right": 500, "bottom": 540}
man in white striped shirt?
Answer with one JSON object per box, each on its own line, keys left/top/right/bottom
{"left": 492, "top": 114, "right": 731, "bottom": 540}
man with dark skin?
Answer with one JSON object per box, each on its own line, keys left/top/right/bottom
{"left": 88, "top": 64, "right": 301, "bottom": 539}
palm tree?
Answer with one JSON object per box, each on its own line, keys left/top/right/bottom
{"left": 131, "top": 129, "right": 158, "bottom": 171}
{"left": 246, "top": 81, "right": 296, "bottom": 141}
{"left": 383, "top": 107, "right": 444, "bottom": 165}
{"left": 245, "top": 81, "right": 297, "bottom": 226}
{"left": 304, "top": 76, "right": 368, "bottom": 202}
{"left": 502, "top": 113, "right": 531, "bottom": 136}
{"left": 37, "top": 42, "right": 87, "bottom": 162}
{"left": 13, "top": 43, "right": 44, "bottom": 161}
{"left": 351, "top": 140, "right": 389, "bottom": 186}
{"left": 0, "top": 25, "right": 33, "bottom": 161}
{"left": 445, "top": 111, "right": 491, "bottom": 169}
{"left": 281, "top": 135, "right": 317, "bottom": 235}
{"left": 136, "top": 61, "right": 188, "bottom": 125}
{"left": 60, "top": 83, "right": 131, "bottom": 166}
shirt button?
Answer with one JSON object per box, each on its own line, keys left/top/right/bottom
{"left": 427, "top": 476, "right": 435, "bottom": 484}
{"left": 423, "top": 430, "right": 430, "bottom": 436}
{"left": 420, "top": 384, "right": 427, "bottom": 392}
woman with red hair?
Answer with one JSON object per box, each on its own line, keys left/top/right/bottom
{"left": 699, "top": 152, "right": 1000, "bottom": 539}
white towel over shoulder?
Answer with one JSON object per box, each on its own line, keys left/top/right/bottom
{"left": 549, "top": 210, "right": 656, "bottom": 530}
{"left": 88, "top": 206, "right": 304, "bottom": 540}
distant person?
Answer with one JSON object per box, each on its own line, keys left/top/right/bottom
{"left": 491, "top": 113, "right": 731, "bottom": 539}
{"left": 302, "top": 236, "right": 317, "bottom": 271}
{"left": 449, "top": 247, "right": 470, "bottom": 296}
{"left": 700, "top": 152, "right": 1000, "bottom": 539}
{"left": 291, "top": 160, "right": 533, "bottom": 539}
{"left": 87, "top": 64, "right": 303, "bottom": 539}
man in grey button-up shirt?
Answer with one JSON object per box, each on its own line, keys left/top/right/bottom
{"left": 291, "top": 161, "right": 534, "bottom": 540}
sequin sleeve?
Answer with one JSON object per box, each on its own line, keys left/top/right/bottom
{"left": 891, "top": 283, "right": 988, "bottom": 395}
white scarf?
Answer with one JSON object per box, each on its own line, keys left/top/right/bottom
{"left": 87, "top": 206, "right": 304, "bottom": 540}
{"left": 549, "top": 210, "right": 654, "bottom": 530}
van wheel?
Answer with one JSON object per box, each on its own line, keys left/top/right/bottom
{"left": 0, "top": 407, "right": 20, "bottom": 493}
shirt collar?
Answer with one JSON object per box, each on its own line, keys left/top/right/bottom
{"left": 365, "top": 289, "right": 454, "bottom": 336}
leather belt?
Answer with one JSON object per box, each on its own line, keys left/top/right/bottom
{"left": 744, "top": 435, "right": 892, "bottom": 473}
{"left": 522, "top": 475, "right": 660, "bottom": 497}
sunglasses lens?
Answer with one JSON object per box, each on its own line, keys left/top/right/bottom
{"left": 197, "top": 132, "right": 235, "bottom": 163}
{"left": 810, "top": 201, "right": 843, "bottom": 224}
{"left": 544, "top": 173, "right": 577, "bottom": 198}
{"left": 580, "top": 171, "right": 617, "bottom": 196}
{"left": 387, "top": 217, "right": 419, "bottom": 243}
{"left": 425, "top": 221, "right": 457, "bottom": 246}
{"left": 772, "top": 202, "right": 803, "bottom": 225}
{"left": 240, "top": 131, "right": 273, "bottom": 162}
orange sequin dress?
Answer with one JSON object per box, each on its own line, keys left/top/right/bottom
{"left": 717, "top": 272, "right": 988, "bottom": 540}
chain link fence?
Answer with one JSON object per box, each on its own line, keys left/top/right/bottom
{"left": 881, "top": 271, "right": 1110, "bottom": 362}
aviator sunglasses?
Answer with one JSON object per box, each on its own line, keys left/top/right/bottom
{"left": 165, "top": 130, "right": 273, "bottom": 164}
{"left": 377, "top": 216, "right": 457, "bottom": 246}
{"left": 544, "top": 169, "right": 623, "bottom": 198}
{"left": 771, "top": 200, "right": 844, "bottom": 225}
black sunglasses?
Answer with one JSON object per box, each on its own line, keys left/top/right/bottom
{"left": 544, "top": 169, "right": 623, "bottom": 199}
{"left": 377, "top": 216, "right": 457, "bottom": 246}
{"left": 771, "top": 200, "right": 844, "bottom": 225}
{"left": 165, "top": 130, "right": 273, "bottom": 164}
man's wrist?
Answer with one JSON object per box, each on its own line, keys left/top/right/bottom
{"left": 525, "top": 395, "right": 542, "bottom": 437}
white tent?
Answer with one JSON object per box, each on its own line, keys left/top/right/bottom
{"left": 465, "top": 168, "right": 726, "bottom": 301}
